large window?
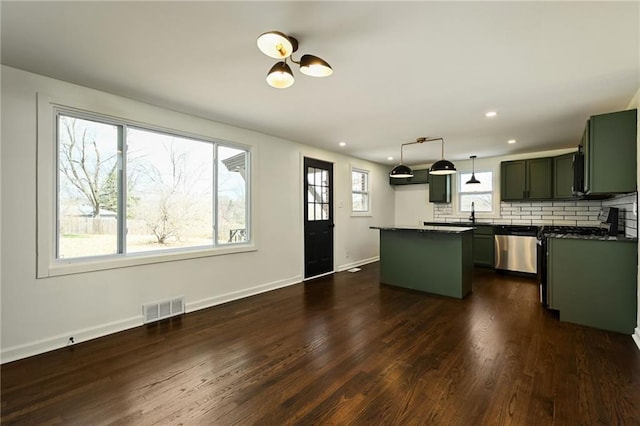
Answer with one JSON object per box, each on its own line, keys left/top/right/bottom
{"left": 458, "top": 171, "right": 493, "bottom": 212}
{"left": 351, "top": 168, "right": 370, "bottom": 213}
{"left": 56, "top": 110, "right": 249, "bottom": 261}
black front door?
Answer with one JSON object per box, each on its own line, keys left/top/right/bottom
{"left": 304, "top": 157, "right": 334, "bottom": 279}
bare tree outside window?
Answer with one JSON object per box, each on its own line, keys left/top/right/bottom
{"left": 57, "top": 115, "right": 119, "bottom": 258}
{"left": 56, "top": 110, "right": 250, "bottom": 260}
{"left": 126, "top": 128, "right": 213, "bottom": 252}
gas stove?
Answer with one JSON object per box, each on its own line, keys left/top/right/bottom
{"left": 537, "top": 225, "right": 608, "bottom": 238}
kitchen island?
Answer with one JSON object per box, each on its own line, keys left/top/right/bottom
{"left": 371, "top": 226, "right": 474, "bottom": 299}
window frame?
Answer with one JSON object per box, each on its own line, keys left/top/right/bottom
{"left": 456, "top": 169, "right": 495, "bottom": 215}
{"left": 351, "top": 166, "right": 371, "bottom": 216}
{"left": 37, "top": 97, "right": 256, "bottom": 278}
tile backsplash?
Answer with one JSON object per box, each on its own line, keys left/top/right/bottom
{"left": 434, "top": 192, "right": 638, "bottom": 238}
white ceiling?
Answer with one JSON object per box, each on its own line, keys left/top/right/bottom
{"left": 2, "top": 1, "right": 639, "bottom": 166}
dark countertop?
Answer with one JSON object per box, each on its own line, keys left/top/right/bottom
{"left": 547, "top": 233, "right": 638, "bottom": 242}
{"left": 371, "top": 225, "right": 474, "bottom": 234}
{"left": 423, "top": 221, "right": 513, "bottom": 227}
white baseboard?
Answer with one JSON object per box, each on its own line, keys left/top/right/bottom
{"left": 633, "top": 327, "right": 640, "bottom": 351}
{"left": 1, "top": 315, "right": 142, "bottom": 364}
{"left": 1, "top": 275, "right": 304, "bottom": 364}
{"left": 336, "top": 256, "right": 379, "bottom": 272}
{"left": 185, "top": 274, "right": 302, "bottom": 313}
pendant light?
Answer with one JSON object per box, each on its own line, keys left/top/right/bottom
{"left": 266, "top": 61, "right": 295, "bottom": 89}
{"left": 390, "top": 137, "right": 456, "bottom": 178}
{"left": 390, "top": 164, "right": 413, "bottom": 178}
{"left": 257, "top": 31, "right": 296, "bottom": 59}
{"left": 299, "top": 54, "right": 333, "bottom": 77}
{"left": 466, "top": 155, "right": 481, "bottom": 184}
{"left": 257, "top": 31, "right": 333, "bottom": 88}
{"left": 428, "top": 137, "right": 456, "bottom": 175}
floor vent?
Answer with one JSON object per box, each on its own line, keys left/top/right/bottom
{"left": 143, "top": 296, "right": 185, "bottom": 324}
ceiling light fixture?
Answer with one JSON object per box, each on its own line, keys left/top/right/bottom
{"left": 390, "top": 137, "right": 456, "bottom": 178}
{"left": 508, "top": 139, "right": 516, "bottom": 144}
{"left": 466, "top": 155, "right": 481, "bottom": 184}
{"left": 339, "top": 142, "right": 347, "bottom": 147}
{"left": 485, "top": 111, "right": 497, "bottom": 118}
{"left": 257, "top": 31, "right": 333, "bottom": 89}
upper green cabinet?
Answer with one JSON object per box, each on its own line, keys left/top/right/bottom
{"left": 429, "top": 174, "right": 451, "bottom": 203}
{"left": 389, "top": 168, "right": 429, "bottom": 186}
{"left": 527, "top": 157, "right": 553, "bottom": 199}
{"left": 553, "top": 152, "right": 576, "bottom": 199}
{"left": 500, "top": 160, "right": 526, "bottom": 200}
{"left": 584, "top": 109, "right": 637, "bottom": 195}
{"left": 501, "top": 158, "right": 553, "bottom": 201}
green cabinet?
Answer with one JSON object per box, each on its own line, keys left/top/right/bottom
{"left": 472, "top": 225, "right": 495, "bottom": 267}
{"left": 527, "top": 157, "right": 553, "bottom": 199}
{"left": 584, "top": 109, "right": 637, "bottom": 195}
{"left": 501, "top": 158, "right": 553, "bottom": 201}
{"left": 501, "top": 160, "right": 526, "bottom": 200}
{"left": 553, "top": 152, "right": 576, "bottom": 199}
{"left": 378, "top": 228, "right": 473, "bottom": 299}
{"left": 429, "top": 174, "right": 451, "bottom": 203}
{"left": 389, "top": 168, "right": 429, "bottom": 185}
{"left": 547, "top": 237, "right": 637, "bottom": 334}
{"left": 424, "top": 222, "right": 495, "bottom": 267}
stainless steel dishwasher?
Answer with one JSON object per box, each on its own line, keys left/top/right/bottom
{"left": 494, "top": 225, "right": 538, "bottom": 274}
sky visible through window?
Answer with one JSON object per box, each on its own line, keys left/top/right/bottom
{"left": 57, "top": 114, "right": 248, "bottom": 259}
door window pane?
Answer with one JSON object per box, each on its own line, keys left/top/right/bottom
{"left": 307, "top": 165, "right": 331, "bottom": 222}
{"left": 57, "top": 115, "right": 119, "bottom": 258}
{"left": 321, "top": 187, "right": 328, "bottom": 203}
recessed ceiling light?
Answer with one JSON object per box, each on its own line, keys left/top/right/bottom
{"left": 387, "top": 156, "right": 394, "bottom": 161}
{"left": 485, "top": 111, "right": 497, "bottom": 118}
{"left": 339, "top": 141, "right": 346, "bottom": 147}
{"left": 508, "top": 139, "right": 516, "bottom": 144}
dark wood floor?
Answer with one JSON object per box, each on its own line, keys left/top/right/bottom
{"left": 2, "top": 263, "right": 640, "bottom": 425}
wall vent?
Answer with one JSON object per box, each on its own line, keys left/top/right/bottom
{"left": 143, "top": 296, "right": 185, "bottom": 324}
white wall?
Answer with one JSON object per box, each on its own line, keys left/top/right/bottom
{"left": 0, "top": 66, "right": 394, "bottom": 362}
{"left": 393, "top": 185, "right": 434, "bottom": 226}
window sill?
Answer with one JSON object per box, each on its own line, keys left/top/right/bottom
{"left": 40, "top": 243, "right": 257, "bottom": 278}
{"left": 351, "top": 211, "right": 372, "bottom": 217}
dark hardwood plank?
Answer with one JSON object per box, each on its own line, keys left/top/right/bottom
{"left": 2, "top": 264, "right": 640, "bottom": 425}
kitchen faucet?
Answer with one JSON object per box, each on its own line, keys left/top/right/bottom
{"left": 469, "top": 201, "right": 476, "bottom": 223}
